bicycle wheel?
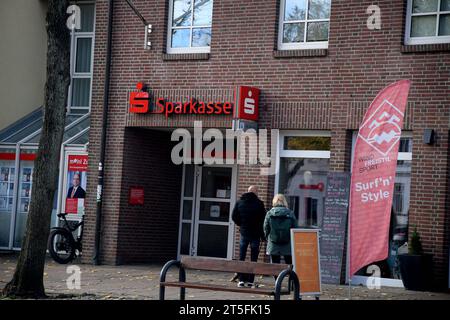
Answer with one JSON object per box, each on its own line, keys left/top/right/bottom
{"left": 48, "top": 229, "right": 76, "bottom": 264}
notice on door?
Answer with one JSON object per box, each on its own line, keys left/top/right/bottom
{"left": 291, "top": 229, "right": 321, "bottom": 296}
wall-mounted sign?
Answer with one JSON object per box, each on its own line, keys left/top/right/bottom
{"left": 129, "top": 186, "right": 144, "bottom": 205}
{"left": 291, "top": 228, "right": 322, "bottom": 297}
{"left": 234, "top": 86, "right": 260, "bottom": 122}
{"left": 154, "top": 98, "right": 233, "bottom": 118}
{"left": 129, "top": 82, "right": 150, "bottom": 113}
{"left": 65, "top": 154, "right": 88, "bottom": 215}
{"left": 129, "top": 83, "right": 260, "bottom": 122}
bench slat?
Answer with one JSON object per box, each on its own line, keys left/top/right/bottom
{"left": 180, "top": 256, "right": 290, "bottom": 276}
{"left": 161, "top": 281, "right": 276, "bottom": 295}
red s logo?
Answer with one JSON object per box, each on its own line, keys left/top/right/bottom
{"left": 129, "top": 82, "right": 149, "bottom": 113}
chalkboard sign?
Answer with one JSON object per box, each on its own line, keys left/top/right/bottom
{"left": 320, "top": 172, "right": 350, "bottom": 284}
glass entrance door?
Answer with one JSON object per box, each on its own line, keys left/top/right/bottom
{"left": 178, "top": 164, "right": 236, "bottom": 259}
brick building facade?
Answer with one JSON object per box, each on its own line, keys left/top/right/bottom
{"left": 82, "top": 0, "right": 450, "bottom": 289}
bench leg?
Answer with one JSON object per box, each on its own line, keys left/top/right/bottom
{"left": 160, "top": 285, "right": 165, "bottom": 301}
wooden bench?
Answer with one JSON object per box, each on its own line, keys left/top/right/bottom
{"left": 159, "top": 256, "right": 300, "bottom": 300}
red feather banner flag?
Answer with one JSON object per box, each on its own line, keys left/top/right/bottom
{"left": 349, "top": 80, "right": 411, "bottom": 277}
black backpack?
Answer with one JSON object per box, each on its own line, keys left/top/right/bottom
{"left": 269, "top": 215, "right": 292, "bottom": 244}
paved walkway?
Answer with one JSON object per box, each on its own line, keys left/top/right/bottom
{"left": 1, "top": 253, "right": 449, "bottom": 300}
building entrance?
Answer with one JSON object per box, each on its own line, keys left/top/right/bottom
{"left": 178, "top": 164, "right": 237, "bottom": 259}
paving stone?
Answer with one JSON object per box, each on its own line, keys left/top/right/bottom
{"left": 1, "top": 254, "right": 449, "bottom": 300}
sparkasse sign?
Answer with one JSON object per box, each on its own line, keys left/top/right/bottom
{"left": 129, "top": 83, "right": 260, "bottom": 121}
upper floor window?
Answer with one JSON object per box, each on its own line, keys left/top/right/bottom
{"left": 167, "top": 0, "right": 213, "bottom": 54}
{"left": 69, "top": 1, "right": 95, "bottom": 114}
{"left": 278, "top": 0, "right": 331, "bottom": 50}
{"left": 405, "top": 0, "right": 450, "bottom": 45}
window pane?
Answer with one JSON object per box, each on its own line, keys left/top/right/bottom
{"left": 183, "top": 200, "right": 192, "bottom": 220}
{"left": 78, "top": 4, "right": 95, "bottom": 32}
{"left": 399, "top": 137, "right": 412, "bottom": 153}
{"left": 439, "top": 14, "right": 450, "bottom": 35}
{"left": 442, "top": 0, "right": 450, "bottom": 11}
{"left": 184, "top": 165, "right": 194, "bottom": 197}
{"left": 193, "top": 0, "right": 212, "bottom": 26}
{"left": 200, "top": 167, "right": 231, "bottom": 198}
{"left": 0, "top": 157, "right": 15, "bottom": 248}
{"left": 172, "top": 28, "right": 191, "bottom": 47}
{"left": 285, "top": 0, "right": 306, "bottom": 21}
{"left": 307, "top": 21, "right": 329, "bottom": 41}
{"left": 278, "top": 158, "right": 329, "bottom": 228}
{"left": 283, "top": 23, "right": 305, "bottom": 43}
{"left": 196, "top": 224, "right": 228, "bottom": 258}
{"left": 199, "top": 201, "right": 230, "bottom": 222}
{"left": 75, "top": 38, "right": 92, "bottom": 73}
{"left": 192, "top": 28, "right": 211, "bottom": 47}
{"left": 180, "top": 223, "right": 191, "bottom": 255}
{"left": 71, "top": 78, "right": 91, "bottom": 107}
{"left": 14, "top": 157, "right": 35, "bottom": 248}
{"left": 173, "top": 0, "right": 192, "bottom": 27}
{"left": 308, "top": 0, "right": 331, "bottom": 19}
{"left": 412, "top": 0, "right": 438, "bottom": 13}
{"left": 411, "top": 15, "right": 437, "bottom": 37}
{"left": 284, "top": 136, "right": 331, "bottom": 151}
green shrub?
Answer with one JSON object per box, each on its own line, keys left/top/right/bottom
{"left": 408, "top": 227, "right": 423, "bottom": 255}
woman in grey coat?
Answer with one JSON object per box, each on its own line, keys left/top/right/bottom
{"left": 264, "top": 194, "right": 297, "bottom": 264}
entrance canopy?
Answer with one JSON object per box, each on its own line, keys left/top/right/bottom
{"left": 0, "top": 107, "right": 89, "bottom": 250}
{"left": 0, "top": 107, "right": 89, "bottom": 147}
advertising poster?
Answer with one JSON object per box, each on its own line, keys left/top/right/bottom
{"left": 291, "top": 228, "right": 321, "bottom": 296}
{"left": 65, "top": 154, "right": 88, "bottom": 215}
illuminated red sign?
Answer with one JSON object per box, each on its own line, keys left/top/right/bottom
{"left": 129, "top": 82, "right": 150, "bottom": 113}
{"left": 154, "top": 98, "right": 233, "bottom": 118}
{"left": 129, "top": 83, "right": 260, "bottom": 121}
{"left": 235, "top": 86, "right": 260, "bottom": 122}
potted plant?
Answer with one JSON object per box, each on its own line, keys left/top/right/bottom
{"left": 398, "top": 227, "right": 433, "bottom": 291}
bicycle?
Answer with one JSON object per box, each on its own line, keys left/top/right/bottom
{"left": 48, "top": 213, "right": 83, "bottom": 264}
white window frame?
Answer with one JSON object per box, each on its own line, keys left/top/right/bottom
{"left": 405, "top": 0, "right": 450, "bottom": 45}
{"left": 68, "top": 1, "right": 96, "bottom": 113}
{"left": 278, "top": 0, "right": 330, "bottom": 50}
{"left": 166, "top": 0, "right": 213, "bottom": 54}
{"left": 274, "top": 130, "right": 331, "bottom": 195}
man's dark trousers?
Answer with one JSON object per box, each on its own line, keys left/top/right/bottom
{"left": 239, "top": 236, "right": 260, "bottom": 283}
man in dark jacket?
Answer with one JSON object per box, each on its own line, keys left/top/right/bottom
{"left": 232, "top": 185, "right": 266, "bottom": 287}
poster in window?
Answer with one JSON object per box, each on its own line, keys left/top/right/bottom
{"left": 65, "top": 154, "right": 88, "bottom": 215}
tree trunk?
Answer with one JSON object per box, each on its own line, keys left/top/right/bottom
{"left": 2, "top": 0, "right": 70, "bottom": 298}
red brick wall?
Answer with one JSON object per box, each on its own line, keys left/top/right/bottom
{"left": 116, "top": 128, "right": 182, "bottom": 264}
{"left": 84, "top": 0, "right": 450, "bottom": 287}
